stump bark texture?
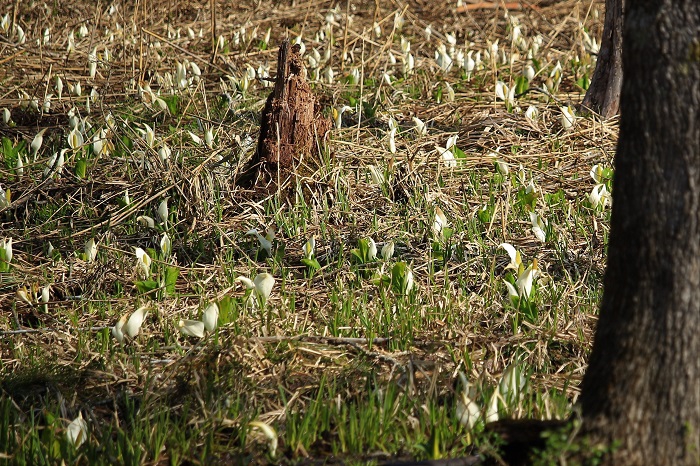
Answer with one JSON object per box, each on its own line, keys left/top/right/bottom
{"left": 239, "top": 39, "right": 331, "bottom": 189}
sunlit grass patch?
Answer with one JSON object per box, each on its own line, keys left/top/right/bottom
{"left": 0, "top": 0, "right": 613, "bottom": 463}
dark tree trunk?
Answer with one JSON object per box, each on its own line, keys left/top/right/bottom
{"left": 581, "top": 0, "right": 700, "bottom": 463}
{"left": 580, "top": 0, "right": 623, "bottom": 118}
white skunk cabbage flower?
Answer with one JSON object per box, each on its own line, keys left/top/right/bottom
{"left": 455, "top": 372, "right": 481, "bottom": 429}
{"left": 246, "top": 228, "right": 274, "bottom": 256}
{"left": 202, "top": 302, "right": 219, "bottom": 332}
{"left": 333, "top": 105, "right": 353, "bottom": 129}
{"left": 495, "top": 81, "right": 515, "bottom": 107}
{"left": 204, "top": 127, "right": 215, "bottom": 148}
{"left": 179, "top": 319, "right": 205, "bottom": 338}
{"left": 30, "top": 128, "right": 48, "bottom": 156}
{"left": 134, "top": 247, "right": 152, "bottom": 278}
{"left": 381, "top": 241, "right": 395, "bottom": 260}
{"left": 499, "top": 364, "right": 527, "bottom": 405}
{"left": 589, "top": 184, "right": 611, "bottom": 209}
{"left": 499, "top": 243, "right": 522, "bottom": 272}
{"left": 157, "top": 198, "right": 169, "bottom": 225}
{"left": 368, "top": 165, "right": 385, "bottom": 185}
{"left": 66, "top": 413, "right": 88, "bottom": 447}
{"left": 1, "top": 237, "right": 12, "bottom": 264}
{"left": 188, "top": 130, "right": 202, "bottom": 146}
{"left": 111, "top": 314, "right": 128, "bottom": 344}
{"left": 137, "top": 215, "right": 156, "bottom": 229}
{"left": 367, "top": 237, "right": 377, "bottom": 260}
{"left": 515, "top": 259, "right": 539, "bottom": 299}
{"left": 560, "top": 106, "right": 576, "bottom": 130}
{"left": 237, "top": 273, "right": 276, "bottom": 307}
{"left": 253, "top": 273, "right": 275, "bottom": 305}
{"left": 412, "top": 117, "right": 427, "bottom": 136}
{"left": 529, "top": 212, "right": 547, "bottom": 243}
{"left": 433, "top": 206, "right": 448, "bottom": 237}
{"left": 123, "top": 306, "right": 148, "bottom": 338}
{"left": 68, "top": 127, "right": 83, "bottom": 149}
{"left": 524, "top": 105, "right": 539, "bottom": 123}
{"left": 160, "top": 233, "right": 171, "bottom": 256}
{"left": 84, "top": 238, "right": 98, "bottom": 262}
{"left": 388, "top": 127, "right": 397, "bottom": 154}
{"left": 485, "top": 390, "right": 499, "bottom": 423}
{"left": 435, "top": 134, "right": 459, "bottom": 168}
{"left": 303, "top": 236, "right": 315, "bottom": 259}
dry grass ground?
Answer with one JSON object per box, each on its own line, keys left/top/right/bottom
{"left": 0, "top": 0, "right": 615, "bottom": 464}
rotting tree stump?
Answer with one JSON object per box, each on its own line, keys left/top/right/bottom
{"left": 237, "top": 39, "right": 331, "bottom": 191}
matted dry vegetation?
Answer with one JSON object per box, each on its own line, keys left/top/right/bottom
{"left": 0, "top": 0, "right": 615, "bottom": 464}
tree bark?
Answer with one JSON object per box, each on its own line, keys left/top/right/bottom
{"left": 237, "top": 39, "right": 331, "bottom": 190}
{"left": 580, "top": 0, "right": 623, "bottom": 118}
{"left": 580, "top": 0, "right": 700, "bottom": 464}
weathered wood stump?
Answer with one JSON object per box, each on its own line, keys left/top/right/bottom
{"left": 238, "top": 39, "right": 331, "bottom": 190}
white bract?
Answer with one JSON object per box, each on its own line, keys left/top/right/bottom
{"left": 368, "top": 165, "right": 385, "bottom": 185}
{"left": 500, "top": 242, "right": 538, "bottom": 301}
{"left": 137, "top": 215, "right": 155, "bottom": 229}
{"left": 524, "top": 105, "right": 539, "bottom": 123}
{"left": 504, "top": 259, "right": 540, "bottom": 301}
{"left": 433, "top": 206, "right": 448, "bottom": 237}
{"left": 388, "top": 127, "right": 397, "bottom": 154}
{"left": 1, "top": 237, "right": 12, "bottom": 264}
{"left": 412, "top": 117, "right": 427, "bottom": 136}
{"left": 246, "top": 228, "right": 275, "bottom": 256}
{"left": 68, "top": 127, "right": 83, "bottom": 149}
{"left": 111, "top": 314, "right": 128, "bottom": 344}
{"left": 237, "top": 273, "right": 276, "bottom": 307}
{"left": 134, "top": 247, "right": 152, "bottom": 278}
{"left": 333, "top": 105, "right": 353, "bottom": 129}
{"left": 560, "top": 106, "right": 576, "bottom": 130}
{"left": 30, "top": 128, "right": 48, "bottom": 156}
{"left": 435, "top": 134, "right": 459, "bottom": 168}
{"left": 143, "top": 124, "right": 155, "bottom": 148}
{"left": 590, "top": 184, "right": 611, "bottom": 209}
{"left": 179, "top": 319, "right": 205, "bottom": 338}
{"left": 366, "top": 237, "right": 377, "bottom": 260}
{"left": 499, "top": 364, "right": 527, "bottom": 407}
{"left": 157, "top": 199, "right": 169, "bottom": 225}
{"left": 444, "top": 81, "right": 455, "bottom": 102}
{"left": 529, "top": 212, "right": 547, "bottom": 242}
{"left": 66, "top": 413, "right": 88, "bottom": 448}
{"left": 0, "top": 187, "right": 9, "bottom": 209}
{"left": 253, "top": 273, "right": 275, "bottom": 305}
{"left": 202, "top": 302, "right": 219, "bottom": 332}
{"left": 160, "top": 233, "right": 171, "bottom": 256}
{"left": 123, "top": 306, "right": 148, "bottom": 338}
{"left": 455, "top": 372, "right": 481, "bottom": 429}
{"left": 188, "top": 131, "right": 202, "bottom": 146}
{"left": 381, "top": 241, "right": 395, "bottom": 260}
{"left": 15, "top": 153, "right": 24, "bottom": 176}
{"left": 205, "top": 127, "right": 215, "bottom": 148}
{"left": 495, "top": 81, "right": 515, "bottom": 107}
{"left": 84, "top": 238, "right": 97, "bottom": 262}
{"left": 303, "top": 236, "right": 315, "bottom": 259}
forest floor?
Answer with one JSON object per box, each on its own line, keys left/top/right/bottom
{"left": 0, "top": 0, "right": 614, "bottom": 464}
